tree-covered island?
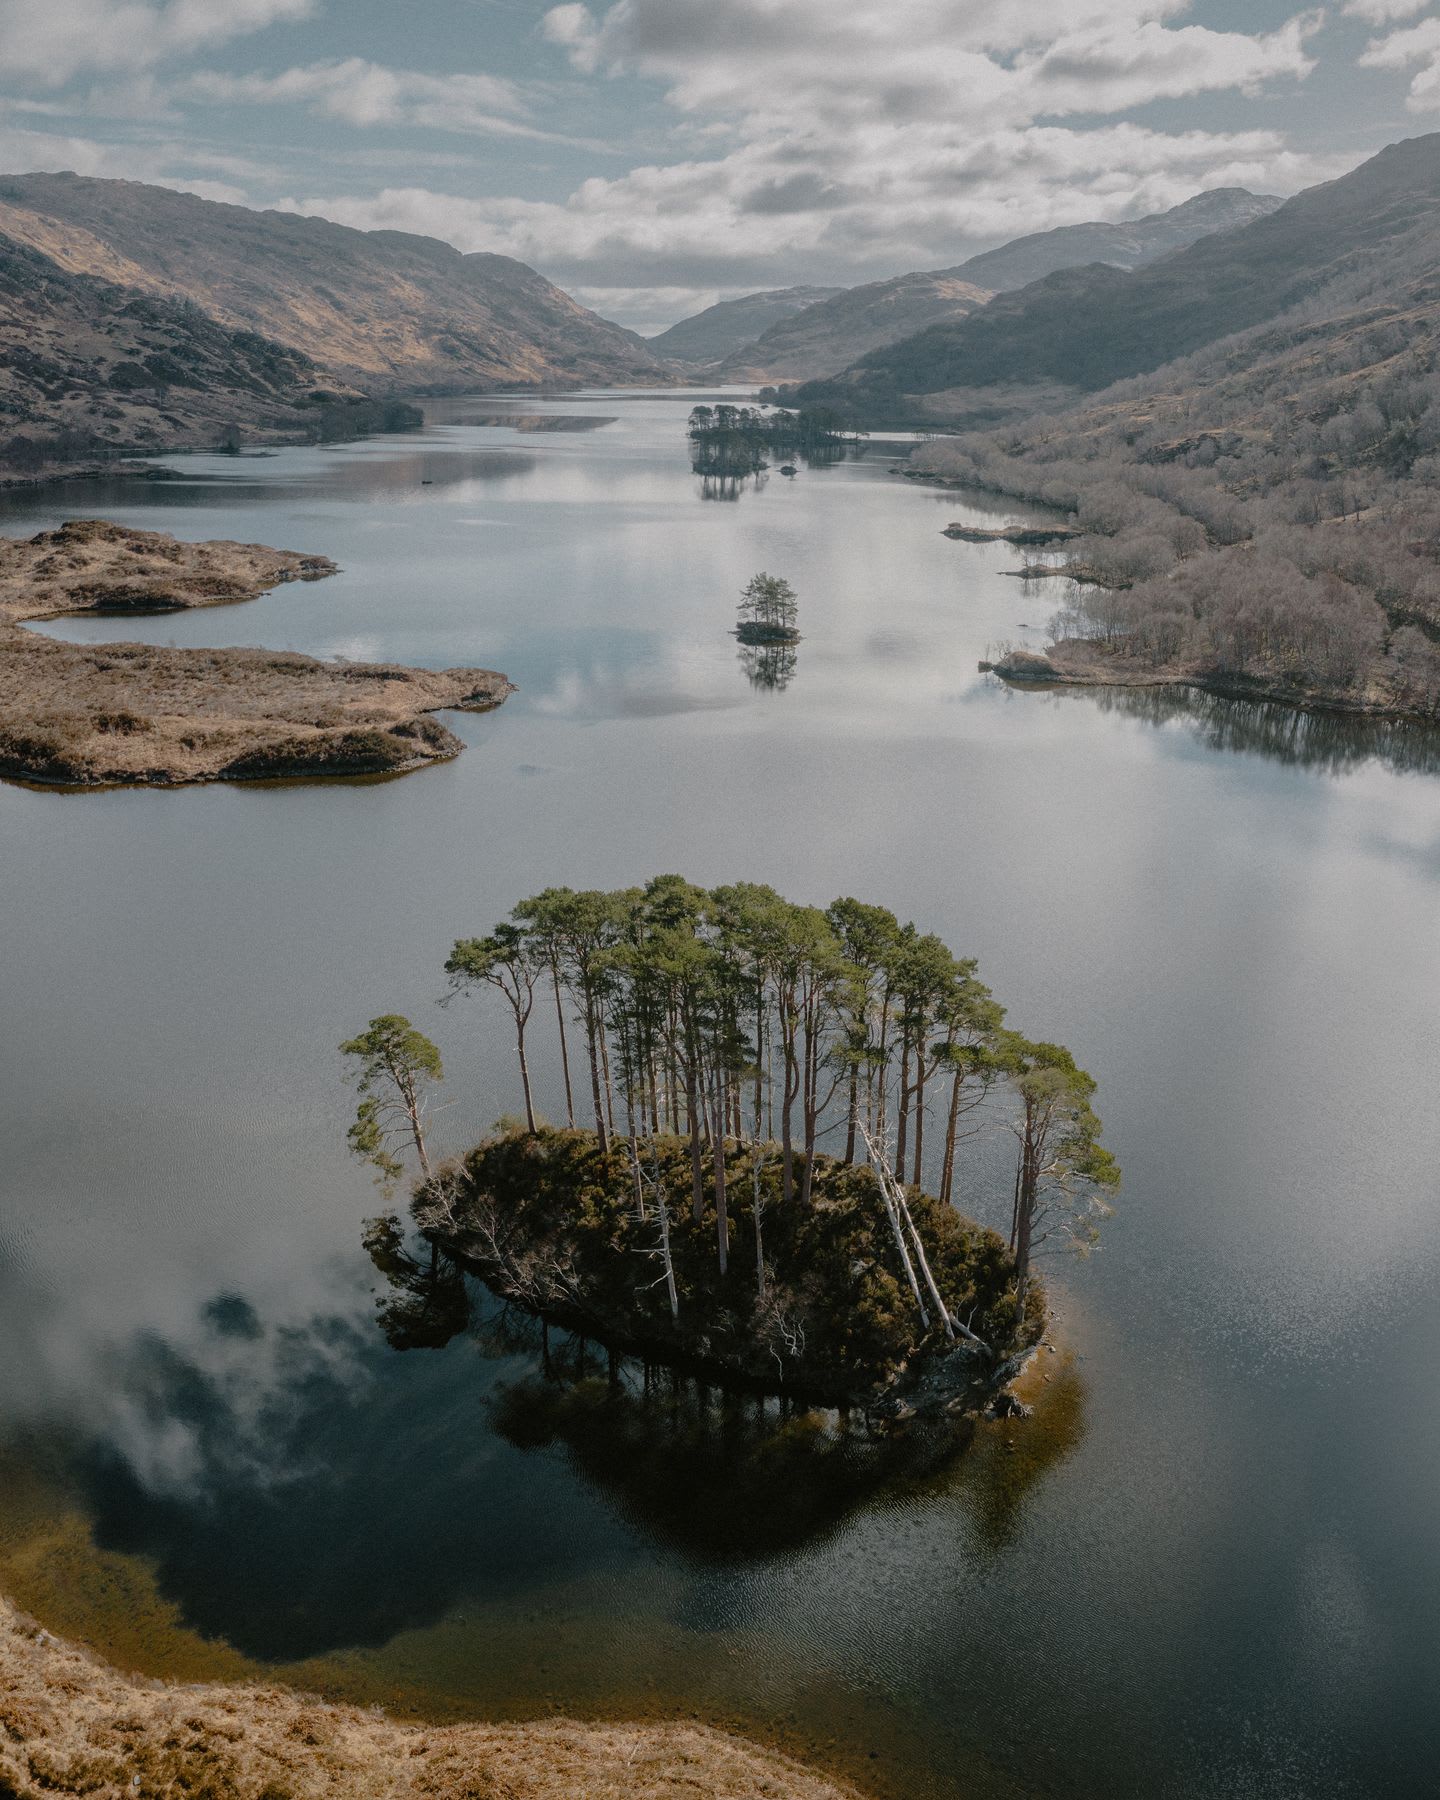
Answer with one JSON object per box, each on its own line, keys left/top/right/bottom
{"left": 687, "top": 404, "right": 862, "bottom": 478}
{"left": 735, "top": 572, "right": 802, "bottom": 645}
{"left": 344, "top": 878, "right": 1119, "bottom": 1421}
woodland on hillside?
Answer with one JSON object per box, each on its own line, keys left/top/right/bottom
{"left": 917, "top": 279, "right": 1440, "bottom": 715}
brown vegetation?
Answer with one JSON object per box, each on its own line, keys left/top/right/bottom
{"left": 0, "top": 522, "right": 512, "bottom": 786}
{"left": 0, "top": 174, "right": 661, "bottom": 397}
{"left": 0, "top": 1594, "right": 855, "bottom": 1800}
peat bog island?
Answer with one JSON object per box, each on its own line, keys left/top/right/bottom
{"left": 3, "top": 15, "right": 1440, "bottom": 1800}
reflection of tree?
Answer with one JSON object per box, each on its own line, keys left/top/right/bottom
{"left": 739, "top": 641, "right": 799, "bottom": 691}
{"left": 1083, "top": 684, "right": 1440, "bottom": 776}
{"left": 951, "top": 1355, "right": 1086, "bottom": 1551}
{"left": 697, "top": 473, "right": 758, "bottom": 502}
{"left": 478, "top": 1312, "right": 1086, "bottom": 1565}
{"left": 362, "top": 1215, "right": 470, "bottom": 1351}
{"left": 362, "top": 1229, "right": 1086, "bottom": 1563}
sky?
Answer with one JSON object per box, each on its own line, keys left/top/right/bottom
{"left": 0, "top": 0, "right": 1437, "bottom": 332}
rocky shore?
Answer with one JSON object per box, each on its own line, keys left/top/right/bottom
{"left": 941, "top": 522, "right": 1081, "bottom": 545}
{"left": 0, "top": 1594, "right": 856, "bottom": 1800}
{"left": 979, "top": 642, "right": 1431, "bottom": 720}
{"left": 0, "top": 521, "right": 513, "bottom": 787}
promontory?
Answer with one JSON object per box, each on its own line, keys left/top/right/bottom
{"left": 0, "top": 520, "right": 512, "bottom": 787}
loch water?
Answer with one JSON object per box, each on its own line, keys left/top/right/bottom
{"left": 1, "top": 392, "right": 1438, "bottom": 1800}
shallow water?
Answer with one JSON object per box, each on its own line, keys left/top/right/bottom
{"left": 2, "top": 392, "right": 1438, "bottom": 1799}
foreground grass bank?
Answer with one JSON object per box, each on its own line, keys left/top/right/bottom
{"left": 0, "top": 1593, "right": 856, "bottom": 1800}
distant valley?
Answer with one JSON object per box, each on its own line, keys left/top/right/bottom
{"left": 0, "top": 172, "right": 665, "bottom": 470}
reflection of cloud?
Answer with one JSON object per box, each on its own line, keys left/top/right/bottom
{"left": 535, "top": 663, "right": 744, "bottom": 721}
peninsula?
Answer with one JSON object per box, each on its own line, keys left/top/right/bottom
{"left": 0, "top": 521, "right": 512, "bottom": 786}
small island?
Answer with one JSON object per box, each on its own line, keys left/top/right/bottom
{"left": 0, "top": 520, "right": 512, "bottom": 786}
{"left": 344, "top": 878, "right": 1119, "bottom": 1429}
{"left": 734, "top": 571, "right": 802, "bottom": 645}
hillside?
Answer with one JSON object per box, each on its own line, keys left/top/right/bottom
{"left": 720, "top": 273, "right": 993, "bottom": 383}
{"left": 647, "top": 285, "right": 842, "bottom": 368}
{"left": 718, "top": 189, "right": 1279, "bottom": 383}
{"left": 793, "top": 138, "right": 1440, "bottom": 424}
{"left": 900, "top": 155, "right": 1440, "bottom": 718}
{"left": 0, "top": 232, "right": 345, "bottom": 468}
{"left": 0, "top": 172, "right": 663, "bottom": 396}
{"left": 955, "top": 187, "right": 1281, "bottom": 293}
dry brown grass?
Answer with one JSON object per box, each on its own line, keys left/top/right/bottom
{"left": 0, "top": 1595, "right": 856, "bottom": 1800}
{"left": 0, "top": 522, "right": 512, "bottom": 786}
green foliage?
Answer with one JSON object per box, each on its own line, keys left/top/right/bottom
{"left": 736, "top": 571, "right": 799, "bottom": 641}
{"left": 430, "top": 1126, "right": 1038, "bottom": 1400}
{"left": 340, "top": 1014, "right": 443, "bottom": 1191}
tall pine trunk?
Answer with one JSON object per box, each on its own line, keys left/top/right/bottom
{"left": 552, "top": 966, "right": 575, "bottom": 1127}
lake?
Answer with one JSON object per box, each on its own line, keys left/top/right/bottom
{"left": 1, "top": 390, "right": 1437, "bottom": 1800}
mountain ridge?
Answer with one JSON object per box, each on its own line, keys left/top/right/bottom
{"left": 792, "top": 136, "right": 1440, "bottom": 423}
{"left": 0, "top": 172, "right": 664, "bottom": 396}
{"left": 706, "top": 188, "right": 1281, "bottom": 383}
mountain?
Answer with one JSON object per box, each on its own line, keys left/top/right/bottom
{"left": 0, "top": 172, "right": 663, "bottom": 396}
{"left": 718, "top": 274, "right": 992, "bottom": 383}
{"left": 719, "top": 189, "right": 1281, "bottom": 383}
{"left": 793, "top": 139, "right": 1440, "bottom": 424}
{"left": 647, "top": 286, "right": 843, "bottom": 368}
{"left": 0, "top": 231, "right": 336, "bottom": 467}
{"left": 953, "top": 187, "right": 1281, "bottom": 292}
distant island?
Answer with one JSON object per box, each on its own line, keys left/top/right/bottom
{"left": 687, "top": 403, "right": 860, "bottom": 479}
{"left": 0, "top": 521, "right": 512, "bottom": 787}
{"left": 345, "top": 878, "right": 1119, "bottom": 1426}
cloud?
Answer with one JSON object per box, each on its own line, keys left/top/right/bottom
{"left": 1342, "top": 0, "right": 1429, "bottom": 23}
{"left": 1358, "top": 14, "right": 1440, "bottom": 109}
{"left": 515, "top": 0, "right": 1332, "bottom": 314}
{"left": 184, "top": 59, "right": 575, "bottom": 142}
{"left": 0, "top": 0, "right": 313, "bottom": 85}
{"left": 279, "top": 123, "right": 1348, "bottom": 298}
{"left": 542, "top": 0, "right": 1318, "bottom": 126}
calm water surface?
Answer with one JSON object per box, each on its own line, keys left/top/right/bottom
{"left": 2, "top": 392, "right": 1438, "bottom": 1799}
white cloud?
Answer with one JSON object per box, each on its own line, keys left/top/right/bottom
{"left": 1358, "top": 14, "right": 1440, "bottom": 109}
{"left": 184, "top": 59, "right": 573, "bottom": 141}
{"left": 0, "top": 0, "right": 314, "bottom": 85}
{"left": 512, "top": 0, "right": 1331, "bottom": 310}
{"left": 542, "top": 0, "right": 1319, "bottom": 127}
{"left": 1341, "top": 0, "right": 1430, "bottom": 23}
{"left": 279, "top": 123, "right": 1348, "bottom": 297}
